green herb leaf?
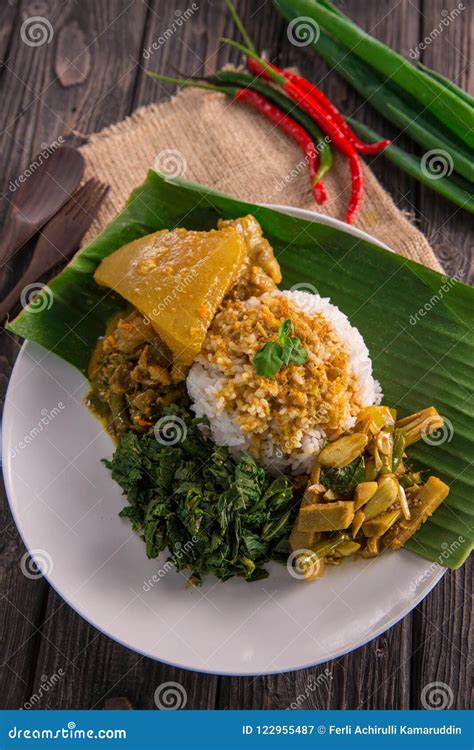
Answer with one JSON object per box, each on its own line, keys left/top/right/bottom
{"left": 253, "top": 341, "right": 284, "bottom": 377}
{"left": 288, "top": 338, "right": 308, "bottom": 366}
{"left": 253, "top": 319, "right": 308, "bottom": 377}
{"left": 279, "top": 319, "right": 294, "bottom": 338}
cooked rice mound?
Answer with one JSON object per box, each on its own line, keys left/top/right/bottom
{"left": 187, "top": 290, "right": 381, "bottom": 473}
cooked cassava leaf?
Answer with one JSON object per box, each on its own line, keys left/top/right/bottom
{"left": 7, "top": 171, "right": 474, "bottom": 568}
{"left": 104, "top": 405, "right": 296, "bottom": 584}
{"left": 321, "top": 456, "right": 365, "bottom": 498}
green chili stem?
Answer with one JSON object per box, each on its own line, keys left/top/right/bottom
{"left": 224, "top": 0, "right": 257, "bottom": 53}
{"left": 220, "top": 37, "right": 286, "bottom": 86}
{"left": 146, "top": 71, "right": 230, "bottom": 95}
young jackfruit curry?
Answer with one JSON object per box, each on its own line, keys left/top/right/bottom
{"left": 87, "top": 214, "right": 450, "bottom": 585}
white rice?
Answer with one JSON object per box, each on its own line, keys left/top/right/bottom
{"left": 281, "top": 290, "right": 382, "bottom": 409}
{"left": 187, "top": 290, "right": 382, "bottom": 475}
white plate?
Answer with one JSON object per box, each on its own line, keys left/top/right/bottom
{"left": 2, "top": 206, "right": 444, "bottom": 676}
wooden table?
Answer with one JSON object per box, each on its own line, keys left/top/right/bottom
{"left": 0, "top": 0, "right": 472, "bottom": 711}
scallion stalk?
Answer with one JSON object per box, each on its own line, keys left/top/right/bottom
{"left": 416, "top": 62, "right": 474, "bottom": 109}
{"left": 347, "top": 117, "right": 474, "bottom": 213}
{"left": 273, "top": 0, "right": 474, "bottom": 147}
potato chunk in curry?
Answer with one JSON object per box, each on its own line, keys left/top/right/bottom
{"left": 94, "top": 225, "right": 247, "bottom": 370}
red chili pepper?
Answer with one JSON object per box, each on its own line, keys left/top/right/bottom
{"left": 346, "top": 152, "right": 364, "bottom": 224}
{"left": 244, "top": 57, "right": 363, "bottom": 223}
{"left": 235, "top": 88, "right": 326, "bottom": 205}
{"left": 247, "top": 57, "right": 390, "bottom": 155}
{"left": 306, "top": 143, "right": 327, "bottom": 204}
{"left": 286, "top": 76, "right": 390, "bottom": 156}
{"left": 281, "top": 80, "right": 363, "bottom": 222}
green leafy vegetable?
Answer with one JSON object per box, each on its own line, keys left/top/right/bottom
{"left": 105, "top": 406, "right": 296, "bottom": 584}
{"left": 253, "top": 319, "right": 308, "bottom": 377}
{"left": 320, "top": 456, "right": 365, "bottom": 498}
{"left": 253, "top": 341, "right": 285, "bottom": 379}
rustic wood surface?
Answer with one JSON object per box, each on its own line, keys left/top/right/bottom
{"left": 0, "top": 0, "right": 472, "bottom": 710}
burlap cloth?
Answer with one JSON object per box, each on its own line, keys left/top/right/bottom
{"left": 79, "top": 88, "right": 442, "bottom": 272}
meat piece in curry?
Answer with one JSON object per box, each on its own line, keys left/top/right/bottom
{"left": 87, "top": 309, "right": 185, "bottom": 436}
{"left": 219, "top": 215, "right": 282, "bottom": 300}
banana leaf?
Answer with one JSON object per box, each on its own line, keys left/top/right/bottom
{"left": 7, "top": 170, "right": 474, "bottom": 569}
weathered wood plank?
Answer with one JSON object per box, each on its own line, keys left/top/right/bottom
{"left": 31, "top": 590, "right": 217, "bottom": 709}
{"left": 411, "top": 565, "right": 473, "bottom": 710}
{"left": 0, "top": 0, "right": 19, "bottom": 65}
{"left": 0, "top": 0, "right": 150, "bottom": 709}
{"left": 416, "top": 0, "right": 473, "bottom": 282}
{"left": 0, "top": 0, "right": 49, "bottom": 711}
{"left": 410, "top": 0, "right": 473, "bottom": 709}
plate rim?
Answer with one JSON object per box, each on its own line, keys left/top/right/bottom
{"left": 2, "top": 204, "right": 445, "bottom": 676}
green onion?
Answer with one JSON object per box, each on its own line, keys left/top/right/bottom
{"left": 274, "top": 2, "right": 473, "bottom": 183}
{"left": 273, "top": 0, "right": 474, "bottom": 147}
{"left": 384, "top": 104, "right": 473, "bottom": 183}
{"left": 416, "top": 62, "right": 474, "bottom": 109}
{"left": 309, "top": 28, "right": 474, "bottom": 182}
{"left": 347, "top": 117, "right": 474, "bottom": 213}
